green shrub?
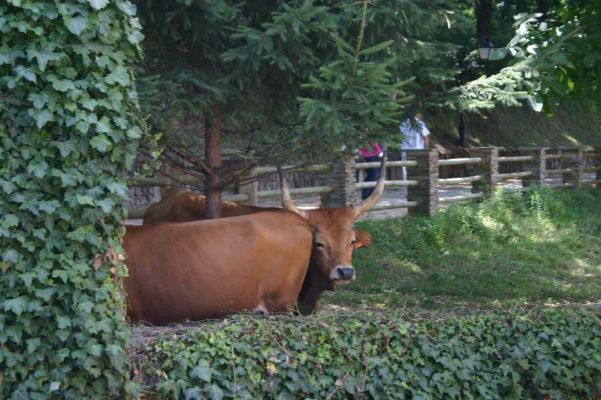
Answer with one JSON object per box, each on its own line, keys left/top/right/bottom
{"left": 0, "top": 1, "right": 142, "bottom": 398}
{"left": 139, "top": 308, "right": 601, "bottom": 399}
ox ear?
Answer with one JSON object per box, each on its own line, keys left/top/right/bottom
{"left": 353, "top": 230, "right": 373, "bottom": 249}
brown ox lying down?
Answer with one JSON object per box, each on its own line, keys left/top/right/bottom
{"left": 142, "top": 189, "right": 281, "bottom": 224}
{"left": 124, "top": 163, "right": 384, "bottom": 324}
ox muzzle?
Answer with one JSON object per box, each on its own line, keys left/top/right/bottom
{"left": 330, "top": 265, "right": 355, "bottom": 282}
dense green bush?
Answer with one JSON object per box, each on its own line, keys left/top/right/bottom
{"left": 139, "top": 308, "right": 601, "bottom": 399}
{"left": 0, "top": 1, "right": 142, "bottom": 398}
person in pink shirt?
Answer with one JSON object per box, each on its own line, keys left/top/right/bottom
{"left": 358, "top": 141, "right": 383, "bottom": 200}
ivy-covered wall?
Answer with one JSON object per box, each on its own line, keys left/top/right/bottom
{"left": 0, "top": 1, "right": 143, "bottom": 398}
{"left": 140, "top": 308, "right": 601, "bottom": 399}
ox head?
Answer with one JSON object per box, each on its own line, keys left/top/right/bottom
{"left": 278, "top": 157, "right": 385, "bottom": 286}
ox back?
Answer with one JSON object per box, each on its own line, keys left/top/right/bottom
{"left": 124, "top": 210, "right": 312, "bottom": 325}
{"left": 143, "top": 190, "right": 281, "bottom": 224}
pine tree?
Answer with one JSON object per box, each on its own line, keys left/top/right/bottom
{"left": 135, "top": 0, "right": 476, "bottom": 215}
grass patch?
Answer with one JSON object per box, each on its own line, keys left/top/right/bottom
{"left": 330, "top": 187, "right": 601, "bottom": 310}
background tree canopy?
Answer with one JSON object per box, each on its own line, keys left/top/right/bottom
{"left": 461, "top": 0, "right": 601, "bottom": 112}
{"left": 133, "top": 0, "right": 600, "bottom": 216}
{"left": 136, "top": 0, "right": 474, "bottom": 158}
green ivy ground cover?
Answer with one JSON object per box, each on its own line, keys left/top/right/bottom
{"left": 137, "top": 308, "right": 601, "bottom": 399}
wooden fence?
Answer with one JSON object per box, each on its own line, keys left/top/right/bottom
{"left": 127, "top": 146, "right": 601, "bottom": 219}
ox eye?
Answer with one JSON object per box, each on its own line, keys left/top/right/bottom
{"left": 350, "top": 239, "right": 357, "bottom": 247}
{"left": 315, "top": 242, "right": 326, "bottom": 249}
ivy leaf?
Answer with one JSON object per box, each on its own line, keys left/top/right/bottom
{"left": 184, "top": 387, "right": 202, "bottom": 400}
{"left": 27, "top": 49, "right": 62, "bottom": 71}
{"left": 65, "top": 16, "right": 88, "bottom": 36}
{"left": 3, "top": 297, "right": 27, "bottom": 316}
{"left": 127, "top": 126, "right": 142, "bottom": 139}
{"left": 105, "top": 66, "right": 131, "bottom": 86}
{"left": 28, "top": 108, "right": 54, "bottom": 129}
{"left": 28, "top": 161, "right": 49, "bottom": 178}
{"left": 88, "top": 0, "right": 109, "bottom": 10}
{"left": 81, "top": 99, "right": 97, "bottom": 111}
{"left": 39, "top": 200, "right": 61, "bottom": 213}
{"left": 107, "top": 182, "right": 128, "bottom": 197}
{"left": 15, "top": 65, "right": 37, "bottom": 83}
{"left": 3, "top": 214, "right": 19, "bottom": 228}
{"left": 206, "top": 385, "right": 224, "bottom": 400}
{"left": 128, "top": 30, "right": 144, "bottom": 45}
{"left": 97, "top": 198, "right": 114, "bottom": 213}
{"left": 28, "top": 92, "right": 52, "bottom": 109}
{"left": 75, "top": 195, "right": 95, "bottom": 205}
{"left": 3, "top": 249, "right": 20, "bottom": 263}
{"left": 49, "top": 382, "right": 61, "bottom": 392}
{"left": 90, "top": 134, "right": 111, "bottom": 152}
{"left": 96, "top": 116, "right": 112, "bottom": 133}
{"left": 26, "top": 338, "right": 41, "bottom": 353}
{"left": 117, "top": 2, "right": 137, "bottom": 16}
{"left": 51, "top": 79, "right": 76, "bottom": 92}
{"left": 1, "top": 179, "right": 16, "bottom": 194}
{"left": 191, "top": 365, "right": 212, "bottom": 382}
{"left": 55, "top": 141, "right": 75, "bottom": 157}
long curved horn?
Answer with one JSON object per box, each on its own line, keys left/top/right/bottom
{"left": 277, "top": 165, "right": 309, "bottom": 219}
{"left": 353, "top": 153, "right": 387, "bottom": 217}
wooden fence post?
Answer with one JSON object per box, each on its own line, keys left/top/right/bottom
{"left": 594, "top": 147, "right": 601, "bottom": 187}
{"left": 520, "top": 147, "right": 547, "bottom": 188}
{"left": 239, "top": 167, "right": 258, "bottom": 205}
{"left": 406, "top": 149, "right": 438, "bottom": 216}
{"left": 467, "top": 147, "right": 498, "bottom": 194}
{"left": 557, "top": 148, "right": 569, "bottom": 186}
{"left": 562, "top": 147, "right": 585, "bottom": 188}
{"left": 322, "top": 157, "right": 357, "bottom": 208}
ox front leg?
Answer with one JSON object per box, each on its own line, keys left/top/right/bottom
{"left": 256, "top": 295, "right": 298, "bottom": 315}
{"left": 252, "top": 301, "right": 269, "bottom": 316}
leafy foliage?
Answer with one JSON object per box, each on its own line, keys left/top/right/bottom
{"left": 459, "top": 0, "right": 601, "bottom": 111}
{"left": 139, "top": 308, "right": 601, "bottom": 399}
{"left": 135, "top": 0, "right": 475, "bottom": 160}
{"left": 0, "top": 0, "right": 143, "bottom": 397}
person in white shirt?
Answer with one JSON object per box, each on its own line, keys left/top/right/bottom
{"left": 400, "top": 112, "right": 430, "bottom": 196}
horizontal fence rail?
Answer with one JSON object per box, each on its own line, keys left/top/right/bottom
{"left": 438, "top": 175, "right": 482, "bottom": 185}
{"left": 498, "top": 156, "right": 534, "bottom": 163}
{"left": 438, "top": 192, "right": 484, "bottom": 204}
{"left": 255, "top": 164, "right": 333, "bottom": 174}
{"left": 438, "top": 157, "right": 482, "bottom": 166}
{"left": 497, "top": 171, "right": 532, "bottom": 180}
{"left": 126, "top": 146, "right": 600, "bottom": 219}
{"left": 355, "top": 180, "right": 418, "bottom": 189}
{"left": 356, "top": 160, "right": 417, "bottom": 169}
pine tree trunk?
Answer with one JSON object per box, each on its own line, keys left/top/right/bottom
{"left": 205, "top": 105, "right": 223, "bottom": 219}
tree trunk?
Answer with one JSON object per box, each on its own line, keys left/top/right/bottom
{"left": 476, "top": 0, "right": 493, "bottom": 42}
{"left": 515, "top": 0, "right": 528, "bottom": 13}
{"left": 204, "top": 105, "right": 222, "bottom": 219}
{"left": 537, "top": 0, "right": 549, "bottom": 19}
